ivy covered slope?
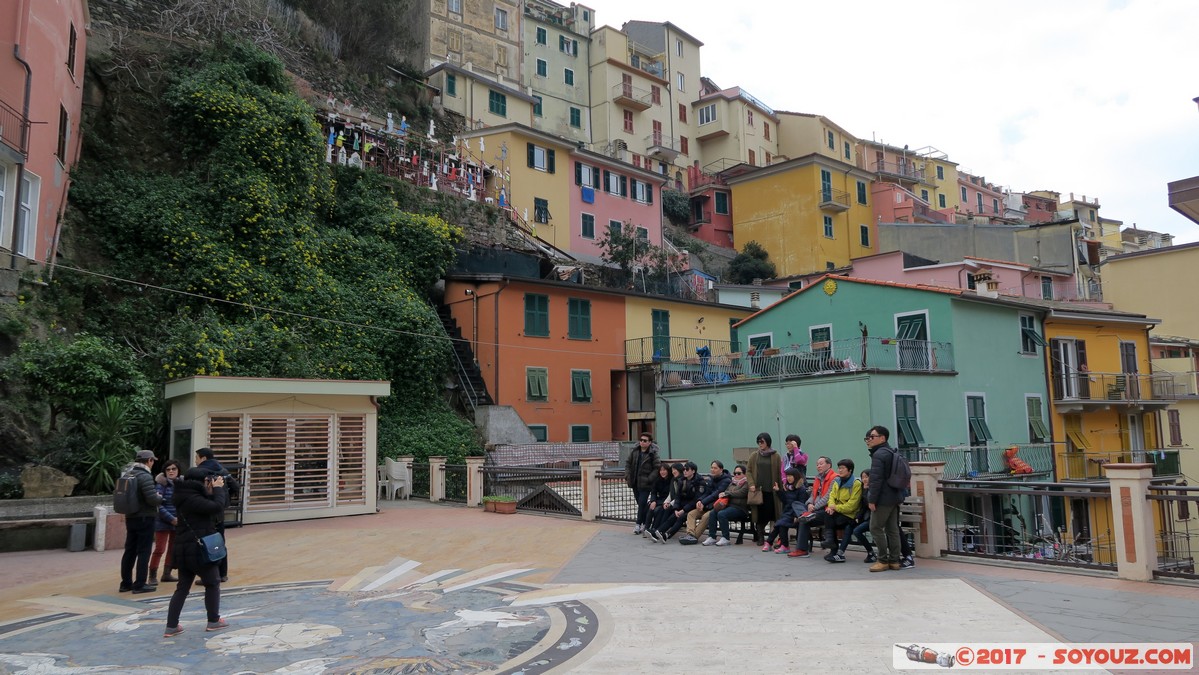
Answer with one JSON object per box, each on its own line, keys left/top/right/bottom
{"left": 8, "top": 40, "right": 479, "bottom": 483}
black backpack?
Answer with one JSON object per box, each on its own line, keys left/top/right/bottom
{"left": 113, "top": 470, "right": 141, "bottom": 515}
{"left": 887, "top": 448, "right": 912, "bottom": 491}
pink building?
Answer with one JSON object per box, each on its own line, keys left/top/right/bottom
{"left": 871, "top": 182, "right": 952, "bottom": 224}
{"left": 1022, "top": 191, "right": 1059, "bottom": 224}
{"left": 849, "top": 250, "right": 1080, "bottom": 300}
{"left": 684, "top": 161, "right": 734, "bottom": 247}
{"left": 957, "top": 171, "right": 1006, "bottom": 222}
{"left": 568, "top": 148, "right": 666, "bottom": 260}
{"left": 1, "top": 0, "right": 88, "bottom": 266}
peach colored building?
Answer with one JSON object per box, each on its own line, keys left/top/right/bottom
{"left": 849, "top": 250, "right": 1080, "bottom": 300}
{"left": 683, "top": 161, "right": 737, "bottom": 247}
{"left": 568, "top": 147, "right": 666, "bottom": 261}
{"left": 958, "top": 171, "right": 1007, "bottom": 222}
{"left": 1, "top": 0, "right": 87, "bottom": 265}
{"left": 871, "top": 183, "right": 953, "bottom": 225}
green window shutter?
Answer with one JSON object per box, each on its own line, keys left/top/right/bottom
{"left": 575, "top": 161, "right": 582, "bottom": 186}
{"left": 524, "top": 293, "right": 549, "bottom": 336}
{"left": 647, "top": 183, "right": 653, "bottom": 204}
{"left": 547, "top": 149, "right": 555, "bottom": 173}
{"left": 620, "top": 175, "right": 627, "bottom": 197}
{"left": 603, "top": 169, "right": 611, "bottom": 191}
{"left": 592, "top": 167, "right": 601, "bottom": 189}
{"left": 527, "top": 142, "right": 535, "bottom": 168}
{"left": 581, "top": 213, "right": 594, "bottom": 238}
{"left": 526, "top": 368, "right": 548, "bottom": 401}
{"left": 568, "top": 298, "right": 591, "bottom": 339}
{"left": 571, "top": 425, "right": 590, "bottom": 442}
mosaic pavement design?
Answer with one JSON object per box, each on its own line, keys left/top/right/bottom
{"left": 0, "top": 557, "right": 644, "bottom": 674}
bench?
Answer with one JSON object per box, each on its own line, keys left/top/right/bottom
{"left": 805, "top": 496, "right": 925, "bottom": 553}
{"left": 0, "top": 516, "right": 93, "bottom": 530}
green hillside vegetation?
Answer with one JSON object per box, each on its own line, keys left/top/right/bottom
{"left": 0, "top": 39, "right": 483, "bottom": 495}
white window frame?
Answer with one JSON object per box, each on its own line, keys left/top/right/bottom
{"left": 606, "top": 172, "right": 621, "bottom": 195}
{"left": 535, "top": 26, "right": 547, "bottom": 45}
{"left": 0, "top": 163, "right": 8, "bottom": 248}
{"left": 676, "top": 72, "right": 685, "bottom": 92}
{"left": 528, "top": 424, "right": 548, "bottom": 442}
{"left": 15, "top": 172, "right": 38, "bottom": 258}
{"left": 448, "top": 0, "right": 462, "bottom": 14}
{"left": 579, "top": 164, "right": 594, "bottom": 186}
{"left": 494, "top": 7, "right": 508, "bottom": 31}
{"left": 531, "top": 145, "right": 549, "bottom": 171}
{"left": 564, "top": 67, "right": 574, "bottom": 86}
{"left": 632, "top": 179, "right": 650, "bottom": 204}
{"left": 676, "top": 39, "right": 683, "bottom": 57}
{"left": 698, "top": 103, "right": 717, "bottom": 126}
{"left": 536, "top": 58, "right": 547, "bottom": 78}
{"left": 581, "top": 211, "right": 595, "bottom": 239}
{"left": 808, "top": 323, "right": 833, "bottom": 347}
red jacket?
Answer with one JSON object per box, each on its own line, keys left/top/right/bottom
{"left": 808, "top": 468, "right": 837, "bottom": 510}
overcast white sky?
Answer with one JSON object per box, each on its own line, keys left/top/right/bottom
{"left": 593, "top": 0, "right": 1199, "bottom": 242}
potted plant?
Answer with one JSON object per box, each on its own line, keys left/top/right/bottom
{"left": 484, "top": 495, "right": 517, "bottom": 514}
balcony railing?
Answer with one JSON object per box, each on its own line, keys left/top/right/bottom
{"left": 912, "top": 201, "right": 952, "bottom": 223}
{"left": 626, "top": 336, "right": 736, "bottom": 367}
{"left": 612, "top": 83, "right": 652, "bottom": 111}
{"left": 1050, "top": 372, "right": 1179, "bottom": 405}
{"left": 903, "top": 444, "right": 1056, "bottom": 480}
{"left": 1154, "top": 371, "right": 1199, "bottom": 398}
{"left": 873, "top": 160, "right": 924, "bottom": 182}
{"left": 818, "top": 187, "right": 851, "bottom": 211}
{"left": 645, "top": 133, "right": 679, "bottom": 160}
{"left": 647, "top": 336, "right": 955, "bottom": 388}
{"left": 0, "top": 98, "right": 30, "bottom": 156}
{"left": 1058, "top": 448, "right": 1186, "bottom": 481}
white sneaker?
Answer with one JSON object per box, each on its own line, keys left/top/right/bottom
{"left": 632, "top": 524, "right": 643, "bottom": 535}
{"left": 715, "top": 537, "right": 730, "bottom": 546}
{"left": 701, "top": 536, "right": 716, "bottom": 546}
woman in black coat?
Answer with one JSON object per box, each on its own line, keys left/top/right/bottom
{"left": 163, "top": 467, "right": 229, "bottom": 637}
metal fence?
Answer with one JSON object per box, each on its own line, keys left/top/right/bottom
{"left": 411, "top": 462, "right": 430, "bottom": 499}
{"left": 1148, "top": 485, "right": 1199, "bottom": 580}
{"left": 940, "top": 479, "right": 1118, "bottom": 572}
{"left": 597, "top": 468, "right": 638, "bottom": 522}
{"left": 489, "top": 442, "right": 623, "bottom": 466}
{"left": 482, "top": 466, "right": 582, "bottom": 517}
{"left": 444, "top": 464, "right": 468, "bottom": 503}
{"left": 906, "top": 444, "right": 1055, "bottom": 480}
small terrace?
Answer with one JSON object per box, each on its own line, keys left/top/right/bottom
{"left": 645, "top": 133, "right": 679, "bottom": 162}
{"left": 0, "top": 99, "right": 30, "bottom": 156}
{"left": 818, "top": 187, "right": 851, "bottom": 212}
{"left": 612, "top": 82, "right": 652, "bottom": 111}
{"left": 628, "top": 336, "right": 955, "bottom": 389}
{"left": 1058, "top": 449, "right": 1187, "bottom": 481}
{"left": 903, "top": 444, "right": 1055, "bottom": 480}
{"left": 873, "top": 159, "right": 924, "bottom": 183}
{"left": 1051, "top": 372, "right": 1178, "bottom": 412}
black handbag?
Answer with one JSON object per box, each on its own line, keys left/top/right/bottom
{"left": 198, "top": 532, "right": 227, "bottom": 563}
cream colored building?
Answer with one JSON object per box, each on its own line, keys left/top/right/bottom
{"left": 426, "top": 62, "right": 536, "bottom": 129}
{"left": 692, "top": 81, "right": 779, "bottom": 170}
{"left": 522, "top": 0, "right": 595, "bottom": 144}
{"left": 426, "top": 0, "right": 523, "bottom": 87}
{"left": 589, "top": 21, "right": 703, "bottom": 187}
{"left": 775, "top": 112, "right": 857, "bottom": 166}
{"left": 165, "top": 377, "right": 390, "bottom": 525}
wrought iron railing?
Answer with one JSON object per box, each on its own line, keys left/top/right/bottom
{"left": 1050, "top": 371, "right": 1178, "bottom": 403}
{"left": 597, "top": 468, "right": 638, "bottom": 521}
{"left": 905, "top": 444, "right": 1055, "bottom": 480}
{"left": 411, "top": 462, "right": 431, "bottom": 499}
{"left": 1058, "top": 449, "right": 1185, "bottom": 481}
{"left": 444, "top": 464, "right": 468, "bottom": 503}
{"left": 873, "top": 160, "right": 924, "bottom": 181}
{"left": 818, "top": 187, "right": 850, "bottom": 209}
{"left": 0, "top": 99, "right": 29, "bottom": 156}
{"left": 644, "top": 133, "right": 678, "bottom": 152}
{"left": 612, "top": 82, "right": 652, "bottom": 107}
{"left": 1148, "top": 485, "right": 1199, "bottom": 580}
{"left": 625, "top": 336, "right": 736, "bottom": 367}
{"left": 653, "top": 336, "right": 955, "bottom": 389}
{"left": 482, "top": 465, "right": 583, "bottom": 516}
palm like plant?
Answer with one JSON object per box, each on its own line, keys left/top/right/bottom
{"left": 82, "top": 397, "right": 140, "bottom": 493}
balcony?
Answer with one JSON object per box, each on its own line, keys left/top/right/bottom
{"left": 903, "top": 444, "right": 1055, "bottom": 480}
{"left": 1059, "top": 449, "right": 1186, "bottom": 481}
{"left": 1050, "top": 372, "right": 1178, "bottom": 412}
{"left": 818, "top": 187, "right": 851, "bottom": 212}
{"left": 1155, "top": 371, "right": 1199, "bottom": 398}
{"left": 912, "top": 202, "right": 952, "bottom": 223}
{"left": 612, "top": 83, "right": 652, "bottom": 111}
{"left": 873, "top": 160, "right": 924, "bottom": 183}
{"left": 644, "top": 133, "right": 678, "bottom": 162}
{"left": 0, "top": 99, "right": 30, "bottom": 157}
{"left": 641, "top": 336, "right": 955, "bottom": 389}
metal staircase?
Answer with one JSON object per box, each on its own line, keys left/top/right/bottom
{"left": 436, "top": 304, "right": 494, "bottom": 410}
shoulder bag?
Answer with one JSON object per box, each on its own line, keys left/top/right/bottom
{"left": 747, "top": 487, "right": 764, "bottom": 506}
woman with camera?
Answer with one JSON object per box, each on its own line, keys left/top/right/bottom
{"left": 163, "top": 468, "right": 229, "bottom": 638}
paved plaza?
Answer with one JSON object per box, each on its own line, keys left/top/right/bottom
{"left": 0, "top": 500, "right": 1197, "bottom": 673}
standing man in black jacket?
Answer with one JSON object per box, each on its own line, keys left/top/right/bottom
{"left": 120, "top": 449, "right": 163, "bottom": 594}
{"left": 865, "top": 426, "right": 903, "bottom": 572}
{"left": 624, "top": 434, "right": 661, "bottom": 536}
{"left": 194, "top": 447, "right": 238, "bottom": 582}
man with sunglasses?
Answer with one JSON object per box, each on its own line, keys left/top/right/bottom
{"left": 865, "top": 426, "right": 904, "bottom": 572}
{"left": 625, "top": 434, "right": 661, "bottom": 535}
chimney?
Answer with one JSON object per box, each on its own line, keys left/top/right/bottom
{"left": 750, "top": 290, "right": 760, "bottom": 309}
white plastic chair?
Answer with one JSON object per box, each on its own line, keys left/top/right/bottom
{"left": 379, "top": 457, "right": 410, "bottom": 500}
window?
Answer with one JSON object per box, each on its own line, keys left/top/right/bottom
{"left": 14, "top": 173, "right": 36, "bottom": 257}
{"left": 524, "top": 294, "right": 549, "bottom": 337}
{"left": 636, "top": 226, "right": 648, "bottom": 240}
{"left": 764, "top": 122, "right": 770, "bottom": 140}
{"left": 632, "top": 179, "right": 653, "bottom": 204}
{"left": 936, "top": 165, "right": 944, "bottom": 180}
{"left": 446, "top": 73, "right": 457, "bottom": 97}
{"left": 571, "top": 370, "right": 593, "bottom": 402}
{"left": 536, "top": 27, "right": 547, "bottom": 45}
{"left": 895, "top": 394, "right": 925, "bottom": 449}
{"left": 651, "top": 85, "right": 661, "bottom": 105}
{"left": 921, "top": 189, "right": 929, "bottom": 203}
{"left": 568, "top": 298, "right": 591, "bottom": 339}
{"left": 729, "top": 318, "right": 741, "bottom": 352}
{"left": 623, "top": 109, "right": 633, "bottom": 133}
{"left": 960, "top": 186, "right": 968, "bottom": 202}
{"left": 532, "top": 95, "right": 542, "bottom": 116}
{"left": 488, "top": 90, "right": 507, "bottom": 116}
{"left": 496, "top": 45, "right": 508, "bottom": 67}
{"left": 1041, "top": 276, "right": 1054, "bottom": 300}
{"left": 494, "top": 7, "right": 508, "bottom": 30}
{"left": 676, "top": 38, "right": 683, "bottom": 57}
{"left": 632, "top": 154, "right": 640, "bottom": 168}
{"left": 527, "top": 143, "right": 555, "bottom": 172}
{"left": 967, "top": 396, "right": 993, "bottom": 445}
{"left": 448, "top": 30, "right": 462, "bottom": 53}
{"left": 679, "top": 104, "right": 687, "bottom": 123}
{"left": 747, "top": 110, "right": 754, "bottom": 126}
{"left": 827, "top": 130, "right": 835, "bottom": 150}
{"left": 1027, "top": 396, "right": 1049, "bottom": 443}
{"left": 582, "top": 9, "right": 589, "bottom": 21}
{"left": 844, "top": 141, "right": 851, "bottom": 160}
{"left": 536, "top": 59, "right": 547, "bottom": 77}
{"left": 747, "top": 149, "right": 755, "bottom": 166}
{"left": 564, "top": 68, "right": 575, "bottom": 86}
{"left": 609, "top": 219, "right": 622, "bottom": 237}
{"left": 1050, "top": 338, "right": 1089, "bottom": 400}
{"left": 857, "top": 181, "right": 867, "bottom": 205}
{"left": 448, "top": 0, "right": 461, "bottom": 13}
{"left": 581, "top": 213, "right": 595, "bottom": 239}
{"left": 976, "top": 192, "right": 983, "bottom": 212}
{"left": 823, "top": 215, "right": 834, "bottom": 238}
{"left": 570, "top": 425, "right": 591, "bottom": 442}
{"left": 67, "top": 24, "right": 77, "bottom": 76}
{"left": 529, "top": 425, "right": 548, "bottom": 442}
{"left": 676, "top": 72, "right": 685, "bottom": 92}
{"left": 559, "top": 35, "right": 578, "bottom": 55}
{"left": 56, "top": 106, "right": 68, "bottom": 162}
{"left": 604, "top": 170, "right": 626, "bottom": 196}
{"left": 533, "top": 197, "right": 550, "bottom": 223}
{"left": 938, "top": 194, "right": 946, "bottom": 208}
{"left": 1089, "top": 208, "right": 1095, "bottom": 221}
{"left": 859, "top": 224, "right": 870, "bottom": 248}
{"left": 714, "top": 191, "right": 730, "bottom": 215}
{"left": 1019, "top": 314, "right": 1045, "bottom": 354}
{"left": 698, "top": 103, "right": 716, "bottom": 125}
{"left": 679, "top": 136, "right": 689, "bottom": 155}
{"left": 1064, "top": 414, "right": 1090, "bottom": 450}
{"left": 1168, "top": 410, "right": 1183, "bottom": 446}
{"left": 569, "top": 106, "right": 581, "bottom": 128}
{"left": 992, "top": 197, "right": 999, "bottom": 214}
{"left": 526, "top": 368, "right": 548, "bottom": 401}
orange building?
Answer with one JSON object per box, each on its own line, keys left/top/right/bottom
{"left": 445, "top": 276, "right": 628, "bottom": 443}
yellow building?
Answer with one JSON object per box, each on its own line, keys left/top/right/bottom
{"left": 692, "top": 83, "right": 780, "bottom": 169}
{"left": 458, "top": 123, "right": 574, "bottom": 252}
{"left": 724, "top": 153, "right": 876, "bottom": 276}
{"left": 623, "top": 294, "right": 751, "bottom": 439}
{"left": 775, "top": 112, "right": 857, "bottom": 165}
{"left": 426, "top": 63, "right": 535, "bottom": 129}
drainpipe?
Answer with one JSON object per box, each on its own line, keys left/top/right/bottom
{"left": 655, "top": 393, "right": 671, "bottom": 458}
{"left": 8, "top": 0, "right": 33, "bottom": 269}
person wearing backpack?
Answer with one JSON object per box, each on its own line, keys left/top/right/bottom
{"left": 865, "top": 426, "right": 904, "bottom": 573}
{"left": 119, "top": 449, "right": 163, "bottom": 594}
